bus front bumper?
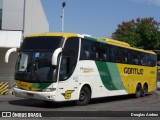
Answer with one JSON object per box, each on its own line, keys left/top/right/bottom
{"left": 13, "top": 87, "right": 57, "bottom": 101}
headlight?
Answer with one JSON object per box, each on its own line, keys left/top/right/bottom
{"left": 42, "top": 88, "right": 56, "bottom": 92}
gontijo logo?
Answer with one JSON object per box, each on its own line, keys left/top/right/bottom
{"left": 124, "top": 67, "right": 143, "bottom": 75}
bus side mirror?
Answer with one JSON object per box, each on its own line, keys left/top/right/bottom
{"left": 5, "top": 48, "right": 17, "bottom": 63}
{"left": 52, "top": 48, "right": 62, "bottom": 66}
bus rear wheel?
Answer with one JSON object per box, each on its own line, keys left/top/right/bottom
{"left": 141, "top": 84, "right": 148, "bottom": 97}
{"left": 76, "top": 86, "right": 91, "bottom": 106}
{"left": 135, "top": 84, "right": 142, "bottom": 98}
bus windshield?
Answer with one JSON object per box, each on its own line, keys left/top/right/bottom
{"left": 15, "top": 36, "right": 64, "bottom": 83}
{"left": 20, "top": 36, "right": 64, "bottom": 51}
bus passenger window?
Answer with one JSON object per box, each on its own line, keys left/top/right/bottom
{"left": 80, "top": 39, "right": 98, "bottom": 60}
{"left": 114, "top": 47, "right": 119, "bottom": 62}
{"left": 81, "top": 46, "right": 90, "bottom": 59}
{"left": 131, "top": 51, "right": 140, "bottom": 65}
{"left": 90, "top": 45, "right": 97, "bottom": 60}
{"left": 84, "top": 50, "right": 90, "bottom": 59}
{"left": 119, "top": 48, "right": 127, "bottom": 63}
{"left": 147, "top": 54, "right": 156, "bottom": 67}
{"left": 106, "top": 45, "right": 109, "bottom": 62}
{"left": 97, "top": 43, "right": 106, "bottom": 61}
{"left": 80, "top": 39, "right": 92, "bottom": 60}
{"left": 109, "top": 47, "right": 115, "bottom": 62}
{"left": 140, "top": 53, "right": 147, "bottom": 65}
{"left": 127, "top": 50, "right": 132, "bottom": 64}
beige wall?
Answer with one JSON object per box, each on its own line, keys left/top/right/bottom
{"left": 2, "top": 0, "right": 49, "bottom": 35}
{"left": 24, "top": 0, "right": 49, "bottom": 36}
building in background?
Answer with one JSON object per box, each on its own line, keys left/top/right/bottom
{"left": 0, "top": 0, "right": 49, "bottom": 92}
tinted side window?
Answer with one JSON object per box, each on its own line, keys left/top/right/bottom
{"left": 108, "top": 45, "right": 115, "bottom": 62}
{"left": 132, "top": 51, "right": 140, "bottom": 65}
{"left": 80, "top": 39, "right": 107, "bottom": 61}
{"left": 147, "top": 54, "right": 156, "bottom": 67}
{"left": 96, "top": 43, "right": 106, "bottom": 61}
{"left": 119, "top": 48, "right": 128, "bottom": 63}
{"left": 140, "top": 53, "right": 147, "bottom": 66}
{"left": 80, "top": 39, "right": 98, "bottom": 60}
{"left": 80, "top": 39, "right": 156, "bottom": 67}
{"left": 59, "top": 37, "right": 79, "bottom": 81}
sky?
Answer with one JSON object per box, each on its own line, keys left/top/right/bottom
{"left": 41, "top": 0, "right": 160, "bottom": 38}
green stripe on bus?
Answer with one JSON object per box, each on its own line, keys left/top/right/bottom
{"left": 84, "top": 36, "right": 106, "bottom": 44}
{"left": 84, "top": 36, "right": 97, "bottom": 42}
{"left": 32, "top": 83, "right": 52, "bottom": 89}
{"left": 106, "top": 63, "right": 125, "bottom": 90}
{"left": 95, "top": 62, "right": 125, "bottom": 90}
{"left": 95, "top": 61, "right": 117, "bottom": 90}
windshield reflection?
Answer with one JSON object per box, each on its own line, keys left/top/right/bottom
{"left": 15, "top": 52, "right": 57, "bottom": 83}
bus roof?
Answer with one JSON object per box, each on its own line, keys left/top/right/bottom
{"left": 25, "top": 32, "right": 155, "bottom": 55}
{"left": 97, "top": 38, "right": 155, "bottom": 54}
{"left": 99, "top": 38, "right": 130, "bottom": 47}
{"left": 26, "top": 32, "right": 79, "bottom": 38}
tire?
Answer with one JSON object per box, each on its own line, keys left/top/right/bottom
{"left": 135, "top": 84, "right": 142, "bottom": 98}
{"left": 141, "top": 84, "right": 148, "bottom": 97}
{"left": 76, "top": 86, "right": 91, "bottom": 106}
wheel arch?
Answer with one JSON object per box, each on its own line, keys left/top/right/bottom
{"left": 143, "top": 82, "right": 148, "bottom": 89}
{"left": 78, "top": 83, "right": 92, "bottom": 98}
{"left": 136, "top": 82, "right": 142, "bottom": 90}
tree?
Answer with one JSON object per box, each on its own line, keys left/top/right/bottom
{"left": 112, "top": 17, "right": 160, "bottom": 50}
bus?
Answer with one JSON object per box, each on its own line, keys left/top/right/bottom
{"left": 13, "top": 32, "right": 157, "bottom": 105}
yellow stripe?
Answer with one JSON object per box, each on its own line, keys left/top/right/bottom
{"left": 0, "top": 91, "right": 8, "bottom": 95}
{"left": 0, "top": 82, "right": 3, "bottom": 86}
{"left": 26, "top": 32, "right": 78, "bottom": 38}
{"left": 0, "top": 82, "right": 8, "bottom": 86}
{"left": 15, "top": 80, "right": 32, "bottom": 90}
{"left": 0, "top": 82, "right": 8, "bottom": 89}
{"left": 0, "top": 82, "right": 9, "bottom": 95}
{"left": 15, "top": 80, "right": 45, "bottom": 91}
{"left": 0, "top": 90, "right": 8, "bottom": 95}
{"left": 0, "top": 85, "right": 8, "bottom": 92}
{"left": 98, "top": 38, "right": 155, "bottom": 54}
{"left": 1, "top": 89, "right": 8, "bottom": 93}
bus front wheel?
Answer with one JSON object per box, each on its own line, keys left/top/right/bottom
{"left": 76, "top": 86, "right": 91, "bottom": 106}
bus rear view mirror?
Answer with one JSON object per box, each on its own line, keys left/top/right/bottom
{"left": 5, "top": 48, "right": 17, "bottom": 63}
{"left": 52, "top": 48, "right": 62, "bottom": 66}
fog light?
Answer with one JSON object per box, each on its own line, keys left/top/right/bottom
{"left": 43, "top": 88, "right": 56, "bottom": 92}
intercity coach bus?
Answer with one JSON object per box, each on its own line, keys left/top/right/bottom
{"left": 13, "top": 32, "right": 157, "bottom": 105}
